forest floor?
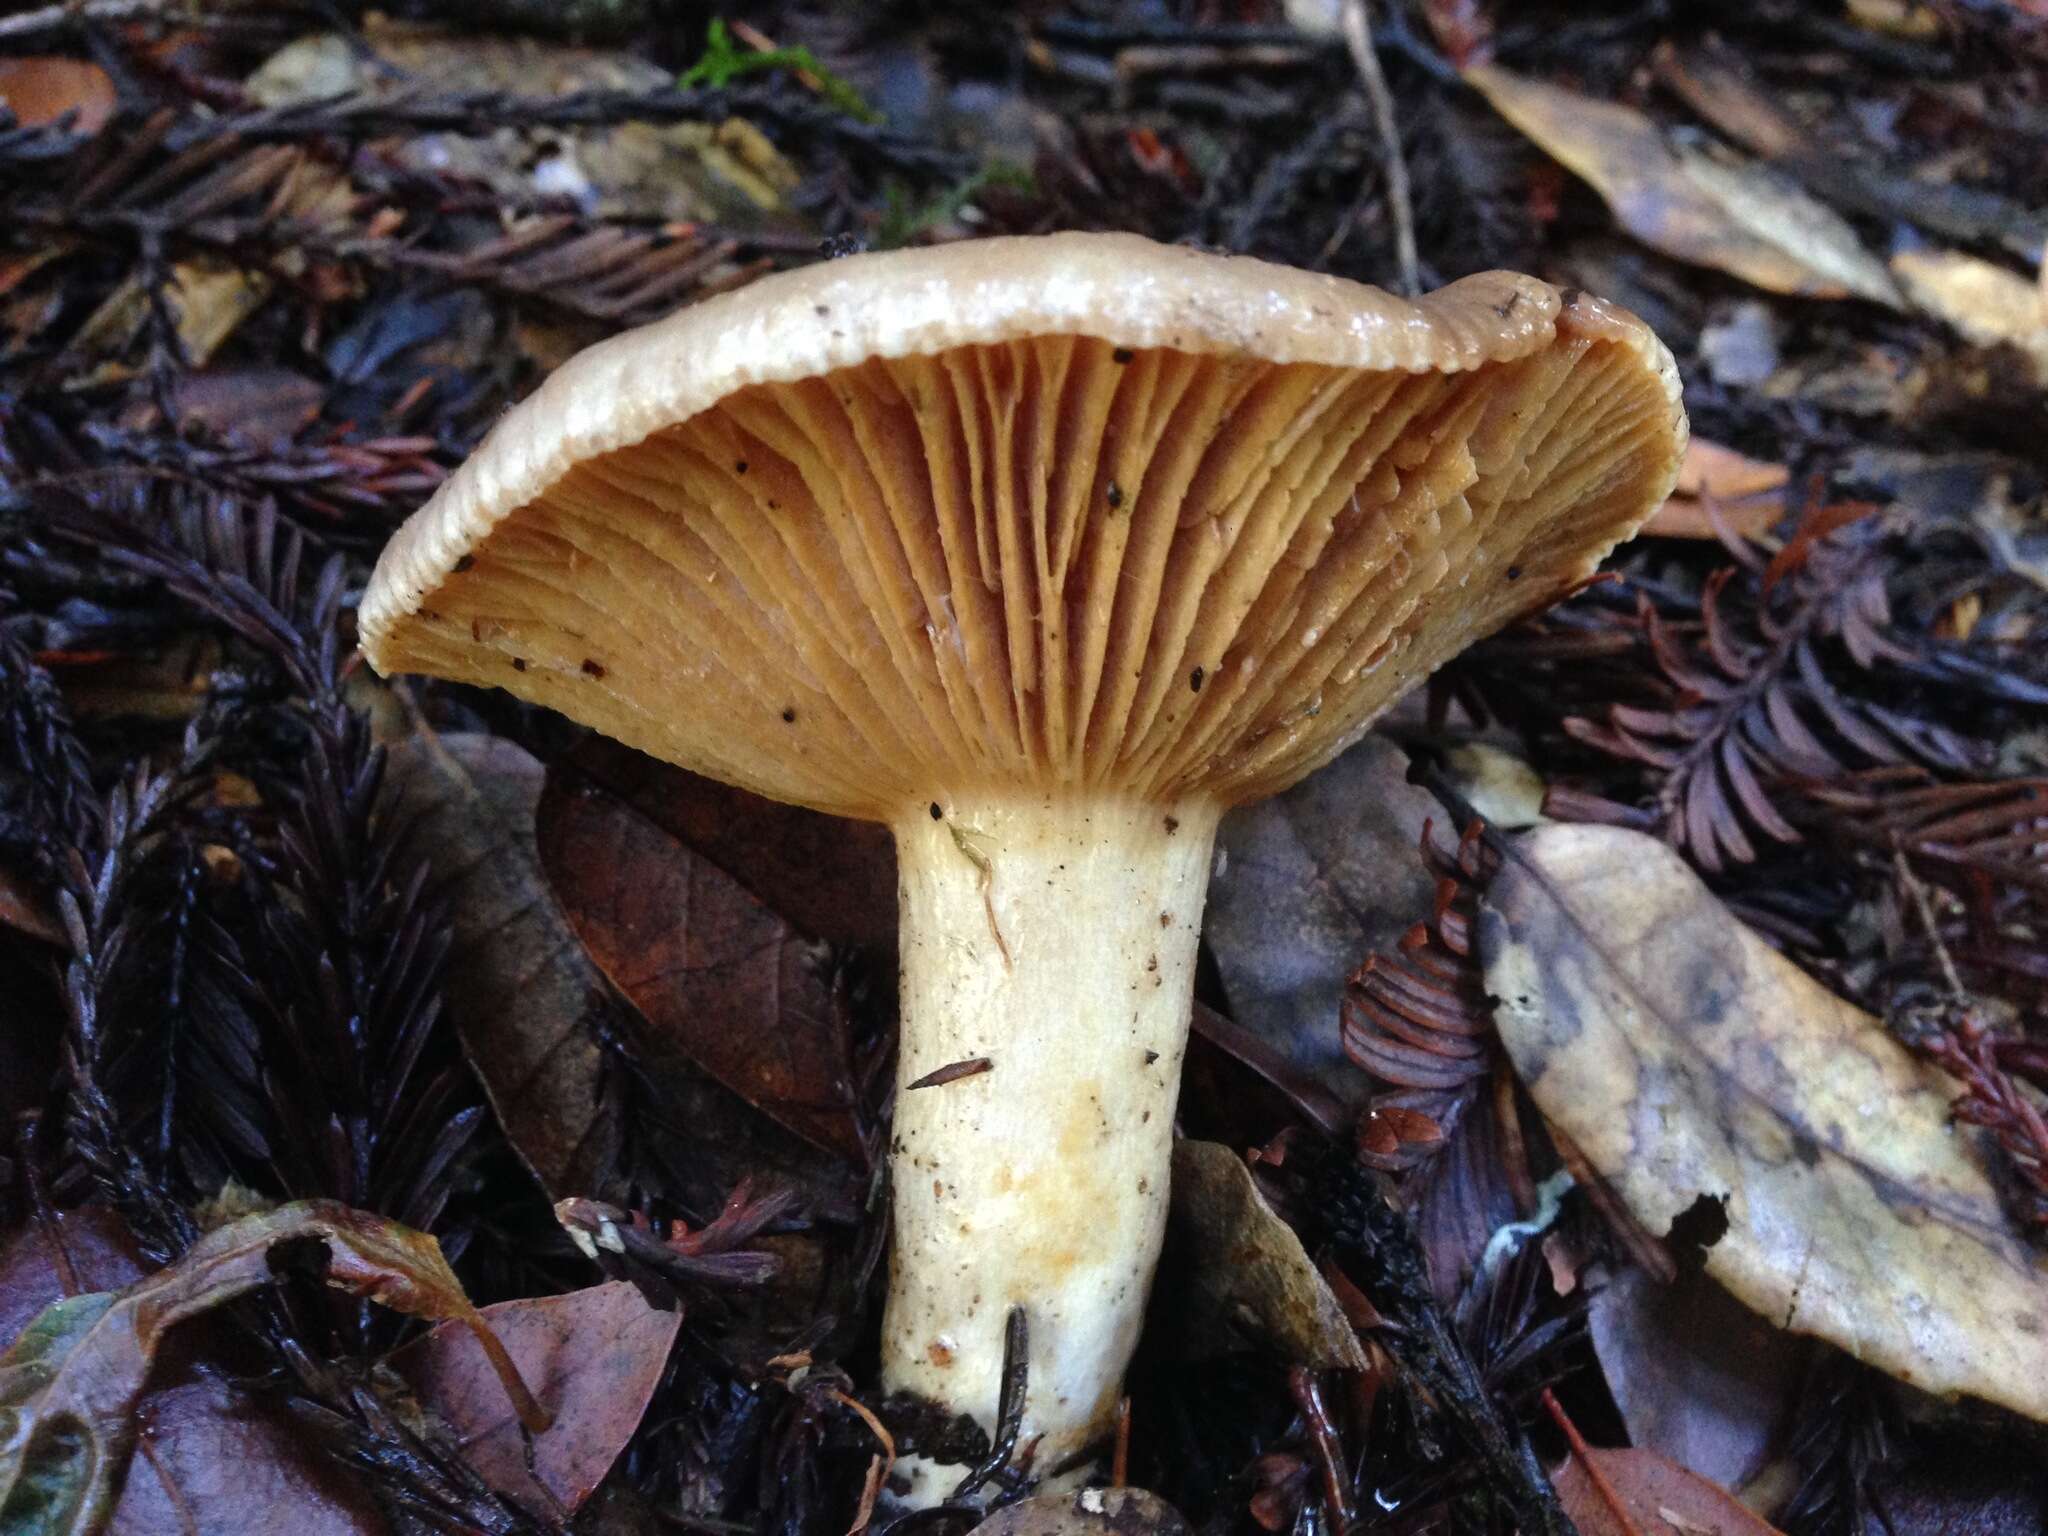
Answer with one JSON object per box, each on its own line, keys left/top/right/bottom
{"left": 1, "top": 3, "right": 2046, "bottom": 1535}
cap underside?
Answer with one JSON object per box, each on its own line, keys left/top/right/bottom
{"left": 363, "top": 236, "right": 1685, "bottom": 820}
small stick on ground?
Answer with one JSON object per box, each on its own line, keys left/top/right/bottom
{"left": 1341, "top": 0, "right": 1420, "bottom": 296}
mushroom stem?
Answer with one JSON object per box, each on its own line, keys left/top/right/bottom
{"left": 885, "top": 793, "right": 1221, "bottom": 1498}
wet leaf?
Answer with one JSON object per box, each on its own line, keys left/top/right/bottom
{"left": 106, "top": 1365, "right": 385, "bottom": 1536}
{"left": 1479, "top": 824, "right": 2048, "bottom": 1423}
{"left": 385, "top": 733, "right": 624, "bottom": 1201}
{"left": 1465, "top": 65, "right": 1901, "bottom": 305}
{"left": 1206, "top": 735, "right": 1438, "bottom": 1115}
{"left": 0, "top": 58, "right": 116, "bottom": 135}
{"left": 392, "top": 1282, "right": 679, "bottom": 1517}
{"left": 0, "top": 1209, "right": 144, "bottom": 1351}
{"left": 1645, "top": 441, "right": 1791, "bottom": 541}
{"left": 537, "top": 763, "right": 863, "bottom": 1160}
{"left": 1553, "top": 1442, "right": 1785, "bottom": 1536}
{"left": 1159, "top": 1141, "right": 1365, "bottom": 1370}
{"left": 1586, "top": 1263, "right": 1807, "bottom": 1492}
{"left": 0, "top": 1200, "right": 537, "bottom": 1535}
{"left": 975, "top": 1487, "right": 1191, "bottom": 1536}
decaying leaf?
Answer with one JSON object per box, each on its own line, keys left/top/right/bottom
{"left": 1644, "top": 440, "right": 1791, "bottom": 541}
{"left": 1161, "top": 1141, "right": 1365, "bottom": 1370}
{"left": 556, "top": 738, "right": 897, "bottom": 954}
{"left": 975, "top": 1487, "right": 1191, "bottom": 1536}
{"left": 1465, "top": 65, "right": 1901, "bottom": 305}
{"left": 1206, "top": 735, "right": 1438, "bottom": 1115}
{"left": 537, "top": 766, "right": 864, "bottom": 1159}
{"left": 1479, "top": 824, "right": 2048, "bottom": 1422}
{"left": 385, "top": 733, "right": 624, "bottom": 1201}
{"left": 393, "top": 1282, "right": 679, "bottom": 1517}
{"left": 0, "top": 1200, "right": 538, "bottom": 1534}
{"left": 1440, "top": 742, "right": 1550, "bottom": 831}
{"left": 1553, "top": 1441, "right": 1786, "bottom": 1536}
{"left": 0, "top": 1217, "right": 365, "bottom": 1533}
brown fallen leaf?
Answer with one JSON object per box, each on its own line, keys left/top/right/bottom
{"left": 537, "top": 765, "right": 864, "bottom": 1161}
{"left": 0, "top": 1200, "right": 539, "bottom": 1534}
{"left": 1479, "top": 824, "right": 2048, "bottom": 1423}
{"left": 385, "top": 733, "right": 625, "bottom": 1201}
{"left": 393, "top": 1282, "right": 679, "bottom": 1517}
{"left": 1552, "top": 1439, "right": 1785, "bottom": 1536}
{"left": 1464, "top": 64, "right": 1900, "bottom": 306}
{"left": 1160, "top": 1141, "right": 1365, "bottom": 1370}
{"left": 1644, "top": 440, "right": 1791, "bottom": 541}
{"left": 975, "top": 1487, "right": 1191, "bottom": 1536}
{"left": 0, "top": 57, "right": 116, "bottom": 134}
{"left": 557, "top": 737, "right": 897, "bottom": 953}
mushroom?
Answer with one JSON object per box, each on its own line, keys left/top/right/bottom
{"left": 360, "top": 232, "right": 1686, "bottom": 1495}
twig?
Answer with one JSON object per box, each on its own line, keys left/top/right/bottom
{"left": 1340, "top": 0, "right": 1420, "bottom": 296}
{"left": 1317, "top": 1154, "right": 1578, "bottom": 1536}
{"left": 833, "top": 1390, "right": 895, "bottom": 1536}
{"left": 1541, "top": 1389, "right": 1645, "bottom": 1536}
{"left": 1289, "top": 1367, "right": 1357, "bottom": 1530}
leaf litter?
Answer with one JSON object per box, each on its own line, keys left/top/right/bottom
{"left": 1480, "top": 823, "right": 2048, "bottom": 1421}
{"left": 3, "top": 2, "right": 2048, "bottom": 1532}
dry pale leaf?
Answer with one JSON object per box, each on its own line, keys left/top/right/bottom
{"left": 1478, "top": 824, "right": 2048, "bottom": 1422}
{"left": 1891, "top": 249, "right": 2048, "bottom": 378}
{"left": 67, "top": 260, "right": 275, "bottom": 381}
{"left": 245, "top": 21, "right": 799, "bottom": 226}
{"left": 1464, "top": 65, "right": 1900, "bottom": 306}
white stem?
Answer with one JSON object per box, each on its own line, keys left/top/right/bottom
{"left": 882, "top": 793, "right": 1221, "bottom": 1499}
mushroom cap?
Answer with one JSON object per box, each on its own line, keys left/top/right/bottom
{"left": 363, "top": 232, "right": 1685, "bottom": 820}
